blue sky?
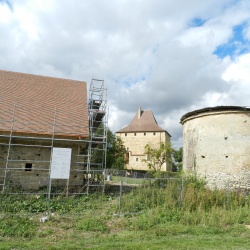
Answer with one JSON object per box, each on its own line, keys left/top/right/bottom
{"left": 214, "top": 22, "right": 249, "bottom": 58}
{"left": 0, "top": 0, "right": 250, "bottom": 148}
{"left": 0, "top": 0, "right": 12, "bottom": 10}
{"left": 190, "top": 18, "right": 206, "bottom": 27}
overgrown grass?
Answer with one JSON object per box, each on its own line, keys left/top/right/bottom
{"left": 0, "top": 193, "right": 107, "bottom": 214}
{"left": 0, "top": 214, "right": 37, "bottom": 238}
{"left": 0, "top": 177, "right": 249, "bottom": 249}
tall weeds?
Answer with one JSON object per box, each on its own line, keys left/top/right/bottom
{"left": 120, "top": 177, "right": 250, "bottom": 228}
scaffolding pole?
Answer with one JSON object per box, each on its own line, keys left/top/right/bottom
{"left": 86, "top": 78, "right": 108, "bottom": 194}
{"left": 0, "top": 78, "right": 108, "bottom": 195}
{"left": 2, "top": 105, "right": 16, "bottom": 192}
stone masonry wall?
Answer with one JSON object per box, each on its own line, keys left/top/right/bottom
{"left": 182, "top": 110, "right": 250, "bottom": 190}
{"left": 0, "top": 138, "right": 87, "bottom": 190}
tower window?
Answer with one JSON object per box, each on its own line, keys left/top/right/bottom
{"left": 25, "top": 163, "right": 32, "bottom": 171}
{"left": 153, "top": 132, "right": 156, "bottom": 135}
{"left": 126, "top": 153, "right": 129, "bottom": 163}
{"left": 134, "top": 133, "right": 137, "bottom": 136}
{"left": 125, "top": 133, "right": 127, "bottom": 136}
{"left": 144, "top": 132, "right": 146, "bottom": 136}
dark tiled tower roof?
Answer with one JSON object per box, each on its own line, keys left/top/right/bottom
{"left": 0, "top": 70, "right": 89, "bottom": 138}
{"left": 117, "top": 107, "right": 166, "bottom": 133}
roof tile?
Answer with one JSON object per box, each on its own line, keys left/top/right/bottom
{"left": 0, "top": 70, "right": 89, "bottom": 138}
{"left": 117, "top": 107, "right": 166, "bottom": 133}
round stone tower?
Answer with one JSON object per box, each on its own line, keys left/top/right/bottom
{"left": 180, "top": 106, "right": 250, "bottom": 190}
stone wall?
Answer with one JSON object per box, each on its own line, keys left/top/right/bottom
{"left": 116, "top": 131, "right": 171, "bottom": 171}
{"left": 0, "top": 138, "right": 88, "bottom": 190}
{"left": 182, "top": 110, "right": 250, "bottom": 190}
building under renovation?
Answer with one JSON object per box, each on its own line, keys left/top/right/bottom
{"left": 116, "top": 107, "right": 171, "bottom": 172}
{"left": 0, "top": 70, "right": 107, "bottom": 194}
{"left": 181, "top": 106, "right": 250, "bottom": 190}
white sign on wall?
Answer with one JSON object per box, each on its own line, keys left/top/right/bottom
{"left": 50, "top": 147, "right": 72, "bottom": 179}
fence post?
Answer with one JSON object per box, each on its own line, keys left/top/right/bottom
{"left": 179, "top": 178, "right": 183, "bottom": 209}
{"left": 118, "top": 180, "right": 123, "bottom": 216}
{"left": 226, "top": 181, "right": 230, "bottom": 210}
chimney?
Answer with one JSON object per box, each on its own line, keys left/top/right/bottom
{"left": 138, "top": 107, "right": 142, "bottom": 118}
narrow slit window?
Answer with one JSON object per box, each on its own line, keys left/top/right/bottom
{"left": 134, "top": 133, "right": 137, "bottom": 136}
{"left": 126, "top": 153, "right": 129, "bottom": 163}
{"left": 144, "top": 132, "right": 146, "bottom": 136}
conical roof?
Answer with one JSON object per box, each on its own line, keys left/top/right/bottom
{"left": 117, "top": 107, "right": 166, "bottom": 133}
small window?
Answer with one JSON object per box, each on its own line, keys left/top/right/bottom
{"left": 225, "top": 156, "right": 228, "bottom": 158}
{"left": 136, "top": 158, "right": 138, "bottom": 161}
{"left": 201, "top": 155, "right": 205, "bottom": 158}
{"left": 144, "top": 132, "right": 146, "bottom": 136}
{"left": 153, "top": 132, "right": 156, "bottom": 135}
{"left": 224, "top": 137, "right": 228, "bottom": 140}
{"left": 134, "top": 133, "right": 137, "bottom": 136}
{"left": 125, "top": 133, "right": 127, "bottom": 136}
{"left": 25, "top": 163, "right": 32, "bottom": 171}
{"left": 127, "top": 147, "right": 129, "bottom": 151}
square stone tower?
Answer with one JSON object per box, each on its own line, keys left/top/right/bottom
{"left": 116, "top": 107, "right": 171, "bottom": 171}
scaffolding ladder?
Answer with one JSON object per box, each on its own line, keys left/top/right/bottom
{"left": 86, "top": 78, "right": 108, "bottom": 194}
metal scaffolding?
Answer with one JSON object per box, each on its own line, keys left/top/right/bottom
{"left": 0, "top": 79, "right": 108, "bottom": 195}
{"left": 86, "top": 78, "right": 108, "bottom": 194}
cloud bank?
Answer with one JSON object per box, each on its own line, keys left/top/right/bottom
{"left": 1, "top": 0, "right": 250, "bottom": 147}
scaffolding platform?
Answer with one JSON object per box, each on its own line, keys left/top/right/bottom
{"left": 0, "top": 78, "right": 108, "bottom": 195}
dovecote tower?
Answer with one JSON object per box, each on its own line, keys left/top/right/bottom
{"left": 181, "top": 106, "right": 250, "bottom": 190}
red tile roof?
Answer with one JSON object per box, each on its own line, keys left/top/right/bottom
{"left": 0, "top": 70, "right": 89, "bottom": 138}
{"left": 117, "top": 107, "right": 168, "bottom": 133}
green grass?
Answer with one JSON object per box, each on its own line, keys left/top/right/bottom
{"left": 0, "top": 177, "right": 250, "bottom": 249}
{"left": 109, "top": 175, "right": 149, "bottom": 185}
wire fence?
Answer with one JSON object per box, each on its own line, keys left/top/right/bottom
{"left": 114, "top": 178, "right": 184, "bottom": 216}
{"left": 1, "top": 174, "right": 249, "bottom": 220}
{"left": 0, "top": 168, "right": 181, "bottom": 194}
{"left": 0, "top": 176, "right": 184, "bottom": 217}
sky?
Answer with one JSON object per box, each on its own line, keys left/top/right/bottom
{"left": 0, "top": 0, "right": 250, "bottom": 148}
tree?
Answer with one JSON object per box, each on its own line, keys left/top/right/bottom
{"left": 172, "top": 147, "right": 183, "bottom": 172}
{"left": 142, "top": 143, "right": 173, "bottom": 172}
{"left": 106, "top": 130, "right": 127, "bottom": 169}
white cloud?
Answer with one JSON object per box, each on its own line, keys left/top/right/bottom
{"left": 0, "top": 4, "right": 12, "bottom": 23}
{"left": 222, "top": 53, "right": 250, "bottom": 82}
{"left": 220, "top": 53, "right": 250, "bottom": 107}
{"left": 1, "top": 0, "right": 250, "bottom": 147}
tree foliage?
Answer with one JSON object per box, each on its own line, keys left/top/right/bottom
{"left": 142, "top": 143, "right": 173, "bottom": 172}
{"left": 106, "top": 130, "right": 127, "bottom": 169}
{"left": 172, "top": 147, "right": 183, "bottom": 172}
